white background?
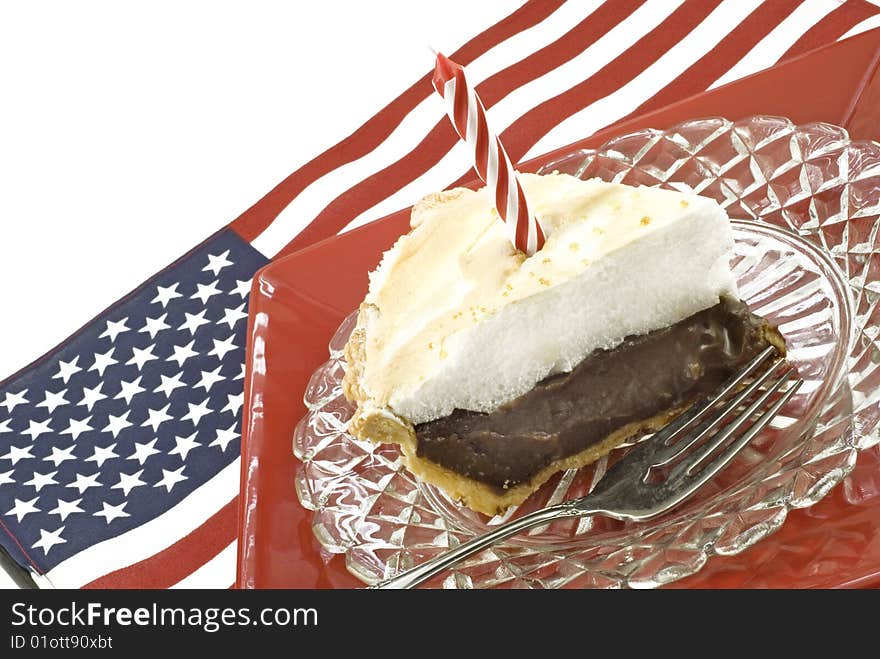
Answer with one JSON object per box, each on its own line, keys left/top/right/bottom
{"left": 0, "top": 0, "right": 521, "bottom": 589}
{"left": 0, "top": 0, "right": 521, "bottom": 380}
{"left": 2, "top": 0, "right": 879, "bottom": 589}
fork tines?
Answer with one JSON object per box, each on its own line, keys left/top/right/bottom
{"left": 648, "top": 346, "right": 803, "bottom": 505}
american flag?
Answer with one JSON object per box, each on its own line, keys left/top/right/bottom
{"left": 1, "top": 0, "right": 878, "bottom": 588}
{"left": 0, "top": 231, "right": 266, "bottom": 588}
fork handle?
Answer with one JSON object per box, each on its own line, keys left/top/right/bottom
{"left": 371, "top": 503, "right": 584, "bottom": 589}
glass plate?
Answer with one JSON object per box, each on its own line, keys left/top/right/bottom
{"left": 293, "top": 116, "right": 880, "bottom": 588}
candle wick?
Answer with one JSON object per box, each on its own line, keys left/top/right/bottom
{"left": 427, "top": 44, "right": 439, "bottom": 57}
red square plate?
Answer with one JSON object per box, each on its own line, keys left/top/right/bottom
{"left": 236, "top": 207, "right": 880, "bottom": 589}
{"left": 236, "top": 31, "right": 880, "bottom": 588}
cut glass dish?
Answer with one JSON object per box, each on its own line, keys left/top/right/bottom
{"left": 293, "top": 116, "right": 880, "bottom": 588}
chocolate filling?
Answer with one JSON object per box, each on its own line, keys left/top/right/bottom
{"left": 415, "top": 297, "right": 776, "bottom": 492}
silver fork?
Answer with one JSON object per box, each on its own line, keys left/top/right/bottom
{"left": 373, "top": 345, "right": 802, "bottom": 589}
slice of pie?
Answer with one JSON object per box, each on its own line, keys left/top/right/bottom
{"left": 343, "top": 172, "right": 785, "bottom": 516}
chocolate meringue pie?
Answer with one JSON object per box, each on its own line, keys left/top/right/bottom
{"left": 343, "top": 172, "right": 784, "bottom": 515}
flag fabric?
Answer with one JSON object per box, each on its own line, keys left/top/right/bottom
{"left": 1, "top": 0, "right": 878, "bottom": 589}
{"left": 0, "top": 231, "right": 265, "bottom": 588}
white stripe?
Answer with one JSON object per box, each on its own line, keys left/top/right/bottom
{"left": 465, "top": 84, "right": 479, "bottom": 152}
{"left": 525, "top": 0, "right": 765, "bottom": 159}
{"left": 250, "top": 0, "right": 603, "bottom": 255}
{"left": 44, "top": 457, "right": 240, "bottom": 588}
{"left": 444, "top": 78, "right": 458, "bottom": 132}
{"left": 487, "top": 135, "right": 499, "bottom": 190}
{"left": 710, "top": 0, "right": 841, "bottom": 89}
{"left": 170, "top": 539, "right": 237, "bottom": 589}
{"left": 340, "top": 0, "right": 679, "bottom": 234}
{"left": 505, "top": 158, "right": 518, "bottom": 243}
{"left": 839, "top": 14, "right": 880, "bottom": 40}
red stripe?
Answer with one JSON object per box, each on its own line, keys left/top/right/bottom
{"left": 620, "top": 0, "right": 803, "bottom": 122}
{"left": 515, "top": 183, "right": 532, "bottom": 252}
{"left": 492, "top": 0, "right": 723, "bottom": 169}
{"left": 782, "top": 0, "right": 880, "bottom": 61}
{"left": 453, "top": 72, "right": 470, "bottom": 137}
{"left": 495, "top": 148, "right": 510, "bottom": 222}
{"left": 81, "top": 496, "right": 237, "bottom": 589}
{"left": 230, "top": 0, "right": 565, "bottom": 244}
{"left": 623, "top": 0, "right": 880, "bottom": 126}
{"left": 475, "top": 97, "right": 490, "bottom": 179}
{"left": 275, "top": 0, "right": 644, "bottom": 257}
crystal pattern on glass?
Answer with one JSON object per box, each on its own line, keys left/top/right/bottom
{"left": 294, "top": 116, "right": 880, "bottom": 588}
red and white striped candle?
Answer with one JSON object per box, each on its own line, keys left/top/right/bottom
{"left": 432, "top": 52, "right": 545, "bottom": 256}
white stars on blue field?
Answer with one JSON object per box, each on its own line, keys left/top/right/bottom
{"left": 0, "top": 231, "right": 267, "bottom": 571}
